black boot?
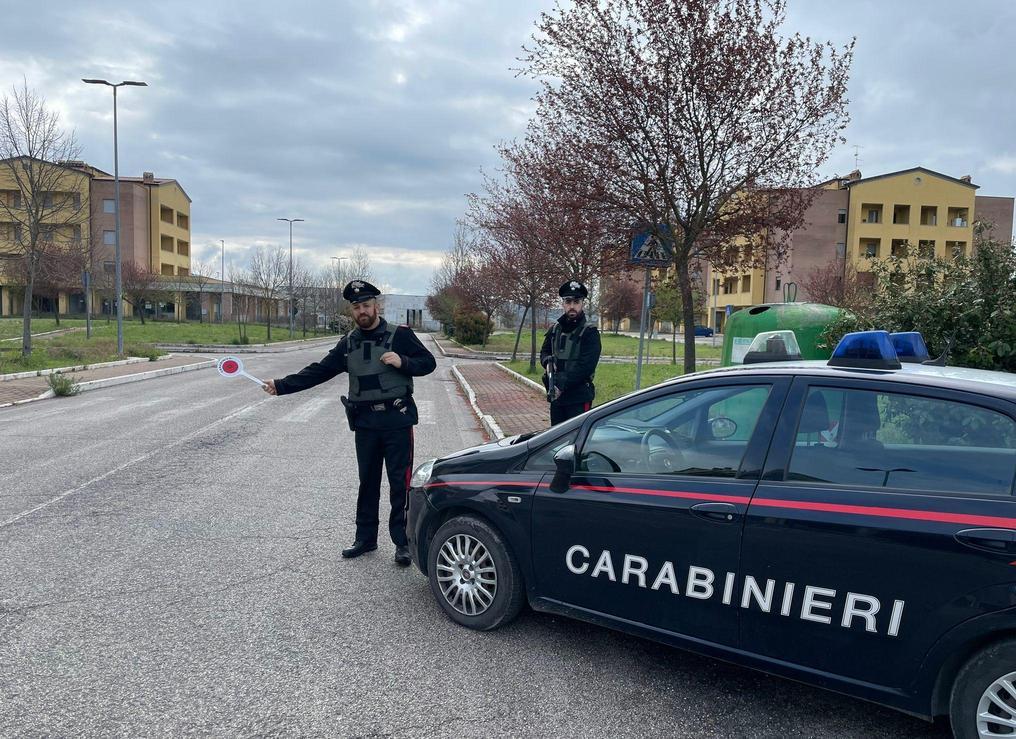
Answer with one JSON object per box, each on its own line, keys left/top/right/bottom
{"left": 342, "top": 540, "right": 378, "bottom": 559}
{"left": 394, "top": 545, "right": 412, "bottom": 567}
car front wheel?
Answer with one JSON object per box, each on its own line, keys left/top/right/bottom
{"left": 427, "top": 515, "right": 524, "bottom": 631}
{"left": 950, "top": 639, "right": 1016, "bottom": 739}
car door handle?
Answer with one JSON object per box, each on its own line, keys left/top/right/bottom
{"left": 691, "top": 502, "right": 739, "bottom": 523}
{"left": 955, "top": 528, "right": 1016, "bottom": 555}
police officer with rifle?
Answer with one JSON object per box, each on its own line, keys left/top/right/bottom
{"left": 540, "top": 280, "right": 602, "bottom": 426}
{"left": 263, "top": 280, "right": 436, "bottom": 566}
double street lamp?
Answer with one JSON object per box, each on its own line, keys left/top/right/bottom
{"left": 277, "top": 217, "right": 303, "bottom": 339}
{"left": 82, "top": 78, "right": 147, "bottom": 355}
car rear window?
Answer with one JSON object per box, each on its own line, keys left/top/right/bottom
{"left": 787, "top": 387, "right": 1016, "bottom": 496}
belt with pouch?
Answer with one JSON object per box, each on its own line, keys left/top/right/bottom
{"left": 353, "top": 396, "right": 410, "bottom": 412}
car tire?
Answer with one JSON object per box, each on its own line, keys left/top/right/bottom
{"left": 949, "top": 638, "right": 1016, "bottom": 739}
{"left": 427, "top": 515, "right": 524, "bottom": 631}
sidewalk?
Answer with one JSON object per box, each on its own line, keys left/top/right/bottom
{"left": 455, "top": 363, "right": 549, "bottom": 437}
{"left": 0, "top": 354, "right": 211, "bottom": 407}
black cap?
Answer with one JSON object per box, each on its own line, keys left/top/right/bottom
{"left": 343, "top": 280, "right": 381, "bottom": 303}
{"left": 559, "top": 280, "right": 588, "bottom": 299}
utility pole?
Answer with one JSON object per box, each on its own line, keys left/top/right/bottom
{"left": 277, "top": 217, "right": 303, "bottom": 338}
{"left": 220, "top": 239, "right": 225, "bottom": 322}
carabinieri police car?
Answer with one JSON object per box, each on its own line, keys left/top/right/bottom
{"left": 407, "top": 330, "right": 1016, "bottom": 738}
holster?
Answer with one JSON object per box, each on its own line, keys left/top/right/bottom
{"left": 340, "top": 395, "right": 357, "bottom": 431}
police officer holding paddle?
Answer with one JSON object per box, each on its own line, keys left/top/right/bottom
{"left": 263, "top": 280, "right": 436, "bottom": 566}
{"left": 540, "top": 280, "right": 602, "bottom": 425}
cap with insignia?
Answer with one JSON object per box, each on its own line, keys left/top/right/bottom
{"left": 559, "top": 280, "right": 588, "bottom": 299}
{"left": 342, "top": 279, "right": 381, "bottom": 304}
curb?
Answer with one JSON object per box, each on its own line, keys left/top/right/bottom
{"left": 494, "top": 362, "right": 546, "bottom": 394}
{"left": 155, "top": 337, "right": 338, "bottom": 354}
{"left": 73, "top": 360, "right": 216, "bottom": 393}
{"left": 0, "top": 388, "right": 55, "bottom": 409}
{"left": 450, "top": 365, "right": 504, "bottom": 441}
{"left": 1, "top": 356, "right": 152, "bottom": 382}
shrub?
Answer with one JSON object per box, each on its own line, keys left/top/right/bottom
{"left": 126, "top": 344, "right": 165, "bottom": 361}
{"left": 452, "top": 310, "right": 493, "bottom": 345}
{"left": 47, "top": 372, "right": 79, "bottom": 396}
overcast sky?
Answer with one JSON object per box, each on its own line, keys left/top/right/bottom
{"left": 2, "top": 0, "right": 1014, "bottom": 294}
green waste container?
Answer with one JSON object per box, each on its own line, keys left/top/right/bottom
{"left": 721, "top": 303, "right": 844, "bottom": 366}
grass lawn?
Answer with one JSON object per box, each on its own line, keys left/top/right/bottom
{"left": 504, "top": 359, "right": 695, "bottom": 407}
{"left": 466, "top": 330, "right": 721, "bottom": 360}
{"left": 0, "top": 317, "right": 338, "bottom": 346}
{"left": 0, "top": 317, "right": 340, "bottom": 374}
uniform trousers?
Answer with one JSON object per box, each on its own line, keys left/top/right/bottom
{"left": 353, "top": 426, "right": 414, "bottom": 546}
{"left": 550, "top": 400, "right": 592, "bottom": 426}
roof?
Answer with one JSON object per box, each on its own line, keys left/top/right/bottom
{"left": 844, "top": 166, "right": 980, "bottom": 190}
{"left": 654, "top": 360, "right": 1016, "bottom": 403}
{"left": 91, "top": 175, "right": 192, "bottom": 203}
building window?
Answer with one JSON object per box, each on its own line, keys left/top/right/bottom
{"left": 161, "top": 235, "right": 174, "bottom": 252}
{"left": 836, "top": 242, "right": 846, "bottom": 258}
{"left": 161, "top": 264, "right": 174, "bottom": 276}
{"left": 12, "top": 191, "right": 21, "bottom": 208}
{"left": 741, "top": 275, "right": 751, "bottom": 293}
{"left": 177, "top": 213, "right": 189, "bottom": 230}
{"left": 72, "top": 193, "right": 81, "bottom": 208}
{"left": 918, "top": 240, "right": 936, "bottom": 259}
{"left": 861, "top": 239, "right": 880, "bottom": 258}
{"left": 892, "top": 204, "right": 910, "bottom": 225}
{"left": 103, "top": 199, "right": 115, "bottom": 214}
{"left": 948, "top": 241, "right": 967, "bottom": 260}
{"left": 775, "top": 277, "right": 781, "bottom": 290}
{"left": 177, "top": 239, "right": 189, "bottom": 256}
{"left": 103, "top": 261, "right": 115, "bottom": 274}
{"left": 920, "top": 206, "right": 938, "bottom": 226}
{"left": 837, "top": 209, "right": 846, "bottom": 224}
{"left": 103, "top": 230, "right": 115, "bottom": 245}
{"left": 160, "top": 205, "right": 174, "bottom": 224}
{"left": 890, "top": 240, "right": 908, "bottom": 258}
{"left": 177, "top": 267, "right": 189, "bottom": 276}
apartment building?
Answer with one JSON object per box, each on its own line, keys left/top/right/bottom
{"left": 0, "top": 159, "right": 192, "bottom": 318}
{"left": 704, "top": 167, "right": 1015, "bottom": 332}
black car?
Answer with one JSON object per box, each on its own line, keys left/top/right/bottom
{"left": 407, "top": 332, "right": 1016, "bottom": 738}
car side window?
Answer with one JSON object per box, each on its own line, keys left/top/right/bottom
{"left": 787, "top": 387, "right": 1016, "bottom": 496}
{"left": 578, "top": 385, "right": 771, "bottom": 477}
{"left": 524, "top": 431, "right": 578, "bottom": 472}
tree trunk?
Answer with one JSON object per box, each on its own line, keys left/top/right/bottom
{"left": 53, "top": 292, "right": 60, "bottom": 326}
{"left": 21, "top": 268, "right": 35, "bottom": 358}
{"left": 84, "top": 271, "right": 92, "bottom": 339}
{"left": 528, "top": 294, "right": 538, "bottom": 373}
{"left": 676, "top": 259, "right": 697, "bottom": 373}
{"left": 672, "top": 323, "right": 677, "bottom": 365}
{"left": 266, "top": 299, "right": 271, "bottom": 341}
{"left": 511, "top": 305, "right": 529, "bottom": 362}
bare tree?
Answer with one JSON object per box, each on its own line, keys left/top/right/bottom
{"left": 187, "top": 260, "right": 216, "bottom": 323}
{"left": 249, "top": 245, "right": 288, "bottom": 341}
{"left": 0, "top": 80, "right": 90, "bottom": 356}
{"left": 798, "top": 259, "right": 867, "bottom": 310}
{"left": 520, "top": 0, "right": 854, "bottom": 368}
{"left": 290, "top": 259, "right": 317, "bottom": 337}
{"left": 229, "top": 265, "right": 252, "bottom": 343}
{"left": 120, "top": 260, "right": 165, "bottom": 326}
{"left": 458, "top": 256, "right": 512, "bottom": 348}
{"left": 600, "top": 275, "right": 643, "bottom": 334}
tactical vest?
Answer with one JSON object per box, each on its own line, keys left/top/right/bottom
{"left": 346, "top": 324, "right": 413, "bottom": 403}
{"left": 551, "top": 319, "right": 593, "bottom": 368}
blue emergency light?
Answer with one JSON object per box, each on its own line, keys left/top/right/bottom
{"left": 890, "top": 332, "right": 931, "bottom": 363}
{"left": 828, "top": 330, "right": 903, "bottom": 370}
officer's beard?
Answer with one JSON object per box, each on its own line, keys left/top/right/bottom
{"left": 355, "top": 308, "right": 379, "bottom": 328}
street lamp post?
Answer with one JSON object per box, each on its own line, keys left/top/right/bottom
{"left": 220, "top": 239, "right": 225, "bottom": 323}
{"left": 82, "top": 78, "right": 147, "bottom": 355}
{"left": 277, "top": 217, "right": 304, "bottom": 339}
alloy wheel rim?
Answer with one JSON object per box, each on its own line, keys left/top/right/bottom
{"left": 435, "top": 533, "right": 497, "bottom": 616}
{"left": 977, "top": 670, "right": 1016, "bottom": 737}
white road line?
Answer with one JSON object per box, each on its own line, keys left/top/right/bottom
{"left": 0, "top": 397, "right": 273, "bottom": 530}
{"left": 279, "top": 395, "right": 333, "bottom": 423}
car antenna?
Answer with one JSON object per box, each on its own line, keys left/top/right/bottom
{"left": 922, "top": 334, "right": 955, "bottom": 366}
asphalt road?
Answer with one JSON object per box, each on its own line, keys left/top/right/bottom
{"left": 1, "top": 337, "right": 951, "bottom": 738}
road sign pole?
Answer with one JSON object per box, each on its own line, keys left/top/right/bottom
{"left": 635, "top": 267, "right": 651, "bottom": 391}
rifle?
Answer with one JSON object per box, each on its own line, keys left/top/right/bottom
{"left": 545, "top": 357, "right": 557, "bottom": 403}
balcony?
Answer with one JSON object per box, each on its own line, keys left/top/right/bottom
{"left": 947, "top": 207, "right": 969, "bottom": 227}
{"left": 892, "top": 204, "right": 911, "bottom": 225}
{"left": 160, "top": 235, "right": 174, "bottom": 252}
{"left": 920, "top": 206, "right": 938, "bottom": 226}
{"left": 891, "top": 239, "right": 908, "bottom": 258}
{"left": 160, "top": 205, "right": 174, "bottom": 224}
{"left": 860, "top": 203, "right": 883, "bottom": 224}
{"left": 177, "top": 239, "right": 189, "bottom": 257}
{"left": 860, "top": 238, "right": 881, "bottom": 259}
{"left": 177, "top": 212, "right": 189, "bottom": 230}
{"left": 918, "top": 240, "right": 935, "bottom": 259}
{"left": 947, "top": 241, "right": 967, "bottom": 260}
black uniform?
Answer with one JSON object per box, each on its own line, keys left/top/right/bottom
{"left": 540, "top": 311, "right": 602, "bottom": 425}
{"left": 272, "top": 318, "right": 436, "bottom": 546}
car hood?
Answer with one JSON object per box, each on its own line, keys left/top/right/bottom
{"left": 432, "top": 433, "right": 532, "bottom": 475}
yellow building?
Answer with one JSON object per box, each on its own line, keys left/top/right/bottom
{"left": 702, "top": 167, "right": 1015, "bottom": 332}
{"left": 0, "top": 160, "right": 192, "bottom": 319}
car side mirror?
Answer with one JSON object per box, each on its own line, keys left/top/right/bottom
{"left": 550, "top": 444, "right": 576, "bottom": 494}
